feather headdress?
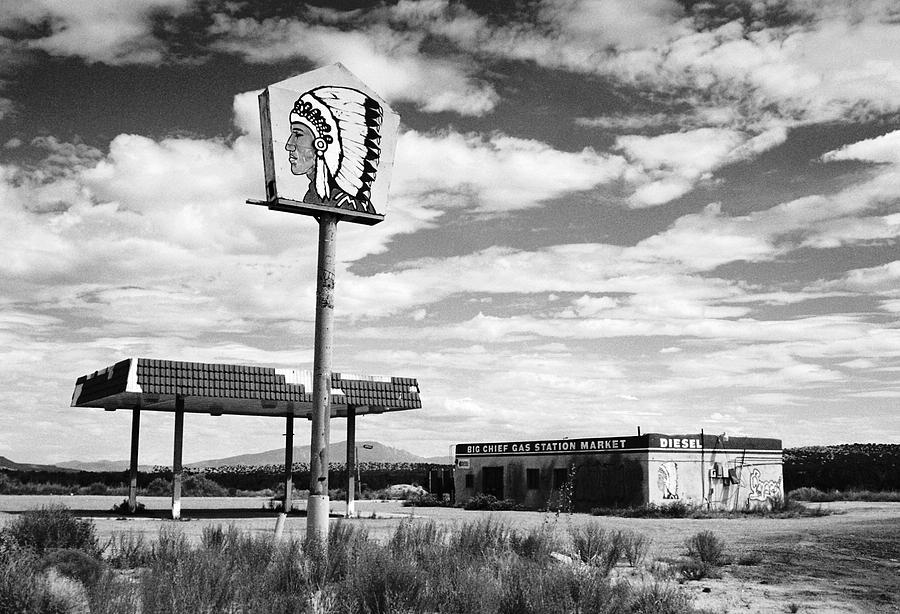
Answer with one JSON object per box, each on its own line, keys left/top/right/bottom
{"left": 290, "top": 86, "right": 383, "bottom": 210}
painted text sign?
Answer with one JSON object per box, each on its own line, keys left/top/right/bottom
{"left": 455, "top": 437, "right": 643, "bottom": 457}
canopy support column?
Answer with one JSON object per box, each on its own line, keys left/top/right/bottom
{"left": 346, "top": 406, "right": 356, "bottom": 518}
{"left": 171, "top": 396, "right": 184, "bottom": 520}
{"left": 284, "top": 414, "right": 294, "bottom": 513}
{"left": 128, "top": 408, "right": 141, "bottom": 513}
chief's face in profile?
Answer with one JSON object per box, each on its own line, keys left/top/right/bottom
{"left": 285, "top": 122, "right": 316, "bottom": 176}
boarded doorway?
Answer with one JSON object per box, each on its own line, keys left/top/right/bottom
{"left": 483, "top": 466, "right": 504, "bottom": 499}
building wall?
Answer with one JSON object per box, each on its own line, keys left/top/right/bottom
{"left": 646, "top": 434, "right": 783, "bottom": 510}
{"left": 456, "top": 452, "right": 647, "bottom": 511}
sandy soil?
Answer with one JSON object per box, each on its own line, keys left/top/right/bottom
{"left": 2, "top": 496, "right": 898, "bottom": 613}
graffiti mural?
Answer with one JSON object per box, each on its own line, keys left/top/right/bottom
{"left": 657, "top": 462, "right": 679, "bottom": 499}
{"left": 747, "top": 467, "right": 782, "bottom": 505}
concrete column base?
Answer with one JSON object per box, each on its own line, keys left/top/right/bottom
{"left": 346, "top": 499, "right": 356, "bottom": 519}
{"left": 274, "top": 512, "right": 287, "bottom": 538}
{"left": 306, "top": 495, "right": 330, "bottom": 544}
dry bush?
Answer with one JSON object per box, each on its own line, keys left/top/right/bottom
{"left": 684, "top": 531, "right": 726, "bottom": 566}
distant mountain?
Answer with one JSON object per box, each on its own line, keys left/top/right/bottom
{"left": 55, "top": 460, "right": 154, "bottom": 472}
{"left": 186, "top": 440, "right": 443, "bottom": 468}
{"left": 3, "top": 442, "right": 451, "bottom": 474}
{"left": 0, "top": 456, "right": 70, "bottom": 472}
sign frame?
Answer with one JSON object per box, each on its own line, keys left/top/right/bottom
{"left": 252, "top": 63, "right": 400, "bottom": 226}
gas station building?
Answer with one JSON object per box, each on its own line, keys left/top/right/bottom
{"left": 454, "top": 432, "right": 783, "bottom": 511}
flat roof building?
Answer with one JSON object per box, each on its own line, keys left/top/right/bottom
{"left": 454, "top": 432, "right": 783, "bottom": 512}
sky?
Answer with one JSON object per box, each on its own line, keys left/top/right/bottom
{"left": 1, "top": 0, "right": 899, "bottom": 465}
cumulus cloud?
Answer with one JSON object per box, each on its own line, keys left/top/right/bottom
{"left": 208, "top": 14, "right": 498, "bottom": 116}
{"left": 822, "top": 129, "right": 900, "bottom": 165}
{"left": 392, "top": 131, "right": 626, "bottom": 213}
{"left": 0, "top": 0, "right": 192, "bottom": 64}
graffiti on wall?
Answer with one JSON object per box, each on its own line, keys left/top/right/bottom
{"left": 657, "top": 462, "right": 679, "bottom": 499}
{"left": 747, "top": 468, "right": 782, "bottom": 505}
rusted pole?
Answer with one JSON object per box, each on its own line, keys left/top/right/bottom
{"left": 128, "top": 408, "right": 141, "bottom": 513}
{"left": 172, "top": 396, "right": 184, "bottom": 520}
{"left": 307, "top": 214, "right": 337, "bottom": 546}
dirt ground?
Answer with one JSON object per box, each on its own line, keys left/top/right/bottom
{"left": 2, "top": 496, "right": 898, "bottom": 613}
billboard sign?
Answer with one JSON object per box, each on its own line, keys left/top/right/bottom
{"left": 256, "top": 64, "right": 400, "bottom": 225}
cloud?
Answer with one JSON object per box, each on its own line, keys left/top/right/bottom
{"left": 822, "top": 129, "right": 900, "bottom": 165}
{"left": 383, "top": 0, "right": 900, "bottom": 135}
{"left": 0, "top": 0, "right": 192, "bottom": 64}
{"left": 392, "top": 131, "right": 626, "bottom": 213}
{"left": 208, "top": 14, "right": 498, "bottom": 116}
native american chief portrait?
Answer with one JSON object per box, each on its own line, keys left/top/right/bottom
{"left": 285, "top": 87, "right": 382, "bottom": 214}
{"left": 258, "top": 64, "right": 399, "bottom": 222}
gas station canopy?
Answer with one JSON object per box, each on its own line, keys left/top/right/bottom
{"left": 71, "top": 358, "right": 421, "bottom": 419}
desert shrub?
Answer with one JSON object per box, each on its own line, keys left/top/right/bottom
{"left": 182, "top": 474, "right": 228, "bottom": 497}
{"left": 592, "top": 501, "right": 692, "bottom": 518}
{"left": 342, "top": 544, "right": 427, "bottom": 614}
{"left": 495, "top": 555, "right": 579, "bottom": 614}
{"left": 78, "top": 482, "right": 109, "bottom": 495}
{"left": 576, "top": 573, "right": 634, "bottom": 614}
{"left": 0, "top": 548, "right": 75, "bottom": 614}
{"left": 621, "top": 530, "right": 652, "bottom": 567}
{"left": 402, "top": 492, "right": 452, "bottom": 507}
{"left": 684, "top": 531, "right": 726, "bottom": 566}
{"left": 629, "top": 581, "right": 694, "bottom": 613}
{"left": 736, "top": 551, "right": 764, "bottom": 566}
{"left": 2, "top": 505, "right": 100, "bottom": 557}
{"left": 110, "top": 499, "right": 145, "bottom": 515}
{"left": 104, "top": 532, "right": 151, "bottom": 569}
{"left": 84, "top": 569, "right": 141, "bottom": 614}
{"left": 143, "top": 526, "right": 279, "bottom": 613}
{"left": 326, "top": 521, "right": 369, "bottom": 582}
{"left": 509, "top": 523, "right": 559, "bottom": 561}
{"left": 462, "top": 493, "right": 525, "bottom": 511}
{"left": 39, "top": 548, "right": 104, "bottom": 587}
{"left": 677, "top": 559, "right": 718, "bottom": 581}
{"left": 425, "top": 556, "right": 502, "bottom": 613}
{"left": 144, "top": 477, "right": 171, "bottom": 496}
{"left": 788, "top": 486, "right": 830, "bottom": 501}
{"left": 389, "top": 519, "right": 447, "bottom": 562}
{"left": 569, "top": 523, "right": 623, "bottom": 574}
{"left": 452, "top": 518, "right": 510, "bottom": 557}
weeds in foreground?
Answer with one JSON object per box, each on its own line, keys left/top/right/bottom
{"left": 569, "top": 523, "right": 653, "bottom": 573}
{"left": 675, "top": 531, "right": 727, "bottom": 581}
{"left": 1, "top": 506, "right": 706, "bottom": 614}
{"left": 685, "top": 531, "right": 726, "bottom": 566}
{"left": 2, "top": 504, "right": 100, "bottom": 557}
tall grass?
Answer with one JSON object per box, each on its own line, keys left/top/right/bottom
{"left": 568, "top": 522, "right": 652, "bottom": 573}
{"left": 1, "top": 506, "right": 705, "bottom": 614}
{"left": 2, "top": 504, "right": 100, "bottom": 556}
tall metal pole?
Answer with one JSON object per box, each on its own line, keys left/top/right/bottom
{"left": 307, "top": 214, "right": 338, "bottom": 545}
{"left": 128, "top": 408, "right": 141, "bottom": 513}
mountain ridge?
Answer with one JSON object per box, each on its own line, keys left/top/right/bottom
{"left": 45, "top": 441, "right": 450, "bottom": 472}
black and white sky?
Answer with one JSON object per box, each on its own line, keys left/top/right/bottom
{"left": 1, "top": 0, "right": 898, "bottom": 464}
